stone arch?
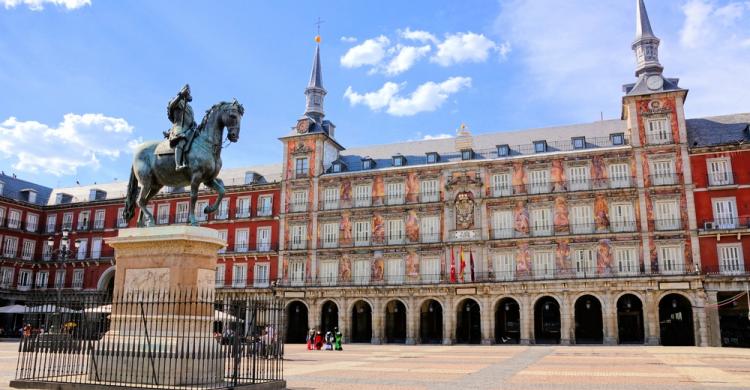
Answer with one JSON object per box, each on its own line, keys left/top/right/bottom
{"left": 419, "top": 298, "right": 444, "bottom": 344}
{"left": 658, "top": 292, "right": 695, "bottom": 346}
{"left": 350, "top": 299, "right": 373, "bottom": 343}
{"left": 494, "top": 296, "right": 521, "bottom": 344}
{"left": 533, "top": 295, "right": 562, "bottom": 344}
{"left": 96, "top": 266, "right": 116, "bottom": 293}
{"left": 455, "top": 297, "right": 481, "bottom": 344}
{"left": 616, "top": 293, "right": 645, "bottom": 344}
{"left": 384, "top": 299, "right": 407, "bottom": 344}
{"left": 285, "top": 300, "right": 310, "bottom": 343}
{"left": 320, "top": 299, "right": 340, "bottom": 334}
{"left": 573, "top": 294, "right": 604, "bottom": 344}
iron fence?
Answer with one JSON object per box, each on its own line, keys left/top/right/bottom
{"left": 13, "top": 291, "right": 284, "bottom": 389}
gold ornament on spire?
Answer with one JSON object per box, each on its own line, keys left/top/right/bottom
{"left": 315, "top": 35, "right": 321, "bottom": 43}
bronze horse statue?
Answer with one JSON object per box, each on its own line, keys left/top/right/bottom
{"left": 123, "top": 100, "right": 244, "bottom": 227}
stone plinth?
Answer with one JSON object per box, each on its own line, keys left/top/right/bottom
{"left": 91, "top": 226, "right": 226, "bottom": 386}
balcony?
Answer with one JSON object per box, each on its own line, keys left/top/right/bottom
{"left": 488, "top": 177, "right": 637, "bottom": 198}
{"left": 570, "top": 222, "right": 596, "bottom": 235}
{"left": 646, "top": 133, "right": 674, "bottom": 146}
{"left": 235, "top": 209, "right": 251, "bottom": 219}
{"left": 654, "top": 218, "right": 682, "bottom": 231}
{"left": 419, "top": 191, "right": 441, "bottom": 203}
{"left": 256, "top": 207, "right": 273, "bottom": 217}
{"left": 707, "top": 172, "right": 735, "bottom": 187}
{"left": 353, "top": 196, "right": 372, "bottom": 208}
{"left": 701, "top": 217, "right": 750, "bottom": 231}
{"left": 289, "top": 239, "right": 307, "bottom": 251}
{"left": 385, "top": 194, "right": 405, "bottom": 206}
{"left": 649, "top": 173, "right": 682, "bottom": 186}
{"left": 321, "top": 199, "right": 339, "bottom": 210}
{"left": 289, "top": 202, "right": 309, "bottom": 213}
{"left": 420, "top": 233, "right": 441, "bottom": 243}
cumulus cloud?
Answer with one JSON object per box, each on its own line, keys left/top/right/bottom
{"left": 421, "top": 133, "right": 452, "bottom": 140}
{"left": 0, "top": 113, "right": 136, "bottom": 176}
{"left": 340, "top": 35, "right": 390, "bottom": 68}
{"left": 383, "top": 44, "right": 432, "bottom": 75}
{"left": 3, "top": 0, "right": 90, "bottom": 11}
{"left": 399, "top": 28, "right": 439, "bottom": 44}
{"left": 340, "top": 36, "right": 357, "bottom": 43}
{"left": 431, "top": 32, "right": 508, "bottom": 66}
{"left": 344, "top": 76, "right": 472, "bottom": 116}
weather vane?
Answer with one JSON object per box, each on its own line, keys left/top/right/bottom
{"left": 315, "top": 17, "right": 325, "bottom": 42}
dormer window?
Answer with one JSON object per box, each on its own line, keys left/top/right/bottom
{"left": 89, "top": 189, "right": 106, "bottom": 201}
{"left": 497, "top": 144, "right": 510, "bottom": 157}
{"left": 392, "top": 155, "right": 406, "bottom": 167}
{"left": 0, "top": 181, "right": 4, "bottom": 196}
{"left": 611, "top": 132, "right": 625, "bottom": 146}
{"left": 533, "top": 141, "right": 547, "bottom": 153}
{"left": 20, "top": 189, "right": 37, "bottom": 204}
{"left": 331, "top": 161, "right": 347, "bottom": 173}
{"left": 572, "top": 137, "right": 586, "bottom": 150}
{"left": 461, "top": 149, "right": 474, "bottom": 161}
{"left": 362, "top": 157, "right": 375, "bottom": 170}
{"left": 55, "top": 193, "right": 72, "bottom": 205}
{"left": 426, "top": 152, "right": 439, "bottom": 164}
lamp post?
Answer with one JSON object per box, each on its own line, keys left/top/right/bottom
{"left": 47, "top": 229, "right": 79, "bottom": 261}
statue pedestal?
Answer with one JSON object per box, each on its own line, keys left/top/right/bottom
{"left": 91, "top": 226, "right": 225, "bottom": 386}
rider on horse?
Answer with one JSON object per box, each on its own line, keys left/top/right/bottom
{"left": 166, "top": 84, "right": 196, "bottom": 171}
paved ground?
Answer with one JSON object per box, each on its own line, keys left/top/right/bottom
{"left": 2, "top": 341, "right": 750, "bottom": 389}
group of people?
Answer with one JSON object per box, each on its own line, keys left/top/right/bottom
{"left": 307, "top": 327, "right": 343, "bottom": 351}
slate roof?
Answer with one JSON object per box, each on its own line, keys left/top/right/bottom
{"left": 686, "top": 113, "right": 750, "bottom": 148}
{"left": 623, "top": 75, "right": 683, "bottom": 97}
{"left": 0, "top": 172, "right": 53, "bottom": 206}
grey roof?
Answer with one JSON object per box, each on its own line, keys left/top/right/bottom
{"left": 308, "top": 45, "right": 324, "bottom": 90}
{"left": 636, "top": 0, "right": 656, "bottom": 39}
{"left": 686, "top": 113, "right": 750, "bottom": 148}
{"left": 623, "top": 75, "right": 683, "bottom": 96}
{"left": 0, "top": 172, "right": 53, "bottom": 206}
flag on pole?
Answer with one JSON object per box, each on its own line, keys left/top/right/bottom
{"left": 459, "top": 246, "right": 466, "bottom": 283}
{"left": 450, "top": 247, "right": 456, "bottom": 283}
{"left": 469, "top": 249, "right": 475, "bottom": 282}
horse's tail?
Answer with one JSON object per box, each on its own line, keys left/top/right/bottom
{"left": 123, "top": 168, "right": 139, "bottom": 224}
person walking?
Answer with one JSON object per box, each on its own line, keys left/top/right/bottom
{"left": 334, "top": 327, "right": 343, "bottom": 351}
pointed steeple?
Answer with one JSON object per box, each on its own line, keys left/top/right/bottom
{"left": 304, "top": 39, "right": 327, "bottom": 121}
{"left": 632, "top": 0, "right": 663, "bottom": 77}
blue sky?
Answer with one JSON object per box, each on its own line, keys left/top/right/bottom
{"left": 1, "top": 0, "right": 749, "bottom": 188}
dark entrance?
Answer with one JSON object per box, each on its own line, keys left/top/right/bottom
{"left": 718, "top": 292, "right": 750, "bottom": 347}
{"left": 574, "top": 295, "right": 603, "bottom": 344}
{"left": 420, "top": 299, "right": 443, "bottom": 344}
{"left": 321, "top": 301, "right": 338, "bottom": 334}
{"left": 495, "top": 298, "right": 520, "bottom": 344}
{"left": 351, "top": 300, "right": 372, "bottom": 343}
{"left": 285, "top": 301, "right": 309, "bottom": 343}
{"left": 534, "top": 296, "right": 561, "bottom": 344}
{"left": 456, "top": 299, "right": 481, "bottom": 344}
{"left": 385, "top": 300, "right": 407, "bottom": 343}
{"left": 659, "top": 294, "right": 695, "bottom": 346}
{"left": 617, "top": 294, "right": 644, "bottom": 344}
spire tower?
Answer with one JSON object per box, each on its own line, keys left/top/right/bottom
{"left": 632, "top": 0, "right": 663, "bottom": 77}
{"left": 304, "top": 38, "right": 327, "bottom": 122}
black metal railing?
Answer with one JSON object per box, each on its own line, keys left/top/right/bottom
{"left": 702, "top": 264, "right": 750, "bottom": 277}
{"left": 653, "top": 218, "right": 683, "bottom": 231}
{"left": 13, "top": 291, "right": 284, "bottom": 389}
{"left": 648, "top": 173, "right": 683, "bottom": 186}
{"left": 700, "top": 217, "right": 750, "bottom": 231}
{"left": 227, "top": 243, "right": 278, "bottom": 253}
{"left": 707, "top": 172, "right": 736, "bottom": 187}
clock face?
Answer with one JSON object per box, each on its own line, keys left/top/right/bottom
{"left": 296, "top": 120, "right": 309, "bottom": 134}
{"left": 646, "top": 75, "right": 663, "bottom": 91}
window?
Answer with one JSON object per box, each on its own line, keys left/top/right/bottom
{"left": 175, "top": 202, "right": 189, "bottom": 223}
{"left": 491, "top": 173, "right": 512, "bottom": 197}
{"left": 386, "top": 182, "right": 405, "bottom": 205}
{"left": 319, "top": 260, "right": 338, "bottom": 286}
{"left": 645, "top": 117, "right": 672, "bottom": 144}
{"left": 534, "top": 141, "right": 547, "bottom": 153}
{"left": 420, "top": 215, "right": 440, "bottom": 243}
{"left": 497, "top": 144, "right": 510, "bottom": 157}
{"left": 46, "top": 214, "right": 57, "bottom": 233}
{"left": 290, "top": 260, "right": 305, "bottom": 286}
{"left": 353, "top": 259, "right": 371, "bottom": 285}
{"left": 651, "top": 159, "right": 676, "bottom": 185}
{"left": 610, "top": 202, "right": 635, "bottom": 232}
{"left": 530, "top": 208, "right": 552, "bottom": 236}
{"left": 708, "top": 158, "right": 733, "bottom": 186}
{"left": 420, "top": 257, "right": 440, "bottom": 283}
{"left": 215, "top": 264, "right": 225, "bottom": 287}
{"left": 195, "top": 200, "right": 209, "bottom": 221}
{"left": 62, "top": 212, "right": 73, "bottom": 230}
{"left": 323, "top": 187, "right": 339, "bottom": 210}
{"left": 426, "top": 152, "right": 439, "bottom": 163}
{"left": 461, "top": 149, "right": 473, "bottom": 160}
{"left": 216, "top": 199, "right": 229, "bottom": 219}
{"left": 0, "top": 181, "right": 3, "bottom": 195}
{"left": 611, "top": 133, "right": 625, "bottom": 146}
{"left": 386, "top": 219, "right": 404, "bottom": 245}
{"left": 0, "top": 207, "right": 5, "bottom": 227}
{"left": 609, "top": 163, "right": 630, "bottom": 188}
{"left": 157, "top": 204, "right": 170, "bottom": 225}
{"left": 718, "top": 244, "right": 743, "bottom": 275}
{"left": 712, "top": 198, "right": 738, "bottom": 229}
{"left": 332, "top": 162, "right": 342, "bottom": 173}
{"left": 568, "top": 165, "right": 590, "bottom": 191}
{"left": 658, "top": 245, "right": 684, "bottom": 274}
{"left": 7, "top": 210, "right": 20, "bottom": 229}
{"left": 1, "top": 267, "right": 14, "bottom": 288}
{"left": 492, "top": 210, "right": 513, "bottom": 239}
{"left": 54, "top": 269, "right": 65, "bottom": 289}
{"left": 91, "top": 237, "right": 102, "bottom": 259}
{"left": 392, "top": 155, "right": 405, "bottom": 167}
{"left": 322, "top": 222, "right": 339, "bottom": 248}
{"left": 295, "top": 157, "right": 309, "bottom": 178}
{"left": 573, "top": 248, "right": 595, "bottom": 277}
{"left": 420, "top": 179, "right": 439, "bottom": 202}
{"left": 354, "top": 184, "right": 371, "bottom": 207}
{"left": 532, "top": 250, "right": 555, "bottom": 279}
{"left": 77, "top": 211, "right": 90, "bottom": 230}
{"left": 232, "top": 264, "right": 247, "bottom": 287}
{"left": 354, "top": 220, "right": 371, "bottom": 246}
{"left": 217, "top": 230, "right": 227, "bottom": 254}
{"left": 235, "top": 229, "right": 249, "bottom": 252}
{"left": 493, "top": 251, "right": 515, "bottom": 281}
{"left": 654, "top": 200, "right": 680, "bottom": 230}
{"left": 256, "top": 227, "right": 271, "bottom": 251}
{"left": 72, "top": 269, "right": 84, "bottom": 289}
{"left": 290, "top": 225, "right": 307, "bottom": 250}
{"left": 18, "top": 270, "right": 32, "bottom": 290}
{"left": 528, "top": 169, "right": 550, "bottom": 194}
{"left": 570, "top": 205, "right": 594, "bottom": 234}
{"left": 25, "top": 213, "right": 38, "bottom": 232}
{"left": 35, "top": 271, "right": 48, "bottom": 289}
{"left": 291, "top": 190, "right": 308, "bottom": 212}
{"left": 116, "top": 208, "right": 127, "bottom": 228}
{"left": 76, "top": 238, "right": 87, "bottom": 260}
{"left": 236, "top": 197, "right": 251, "bottom": 218}
{"left": 257, "top": 195, "right": 272, "bottom": 216}
{"left": 615, "top": 247, "right": 638, "bottom": 276}
{"left": 42, "top": 243, "right": 51, "bottom": 261}
{"left": 572, "top": 137, "right": 586, "bottom": 150}
{"left": 385, "top": 258, "right": 404, "bottom": 284}
{"left": 3, "top": 237, "right": 18, "bottom": 258}
{"left": 92, "top": 210, "right": 105, "bottom": 230}
{"left": 21, "top": 240, "right": 35, "bottom": 260}
{"left": 362, "top": 159, "right": 374, "bottom": 170}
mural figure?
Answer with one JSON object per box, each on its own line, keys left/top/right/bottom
{"left": 406, "top": 251, "right": 419, "bottom": 277}
{"left": 553, "top": 196, "right": 569, "bottom": 234}
{"left": 551, "top": 159, "right": 566, "bottom": 192}
{"left": 513, "top": 200, "right": 529, "bottom": 235}
{"left": 340, "top": 212, "right": 352, "bottom": 246}
{"left": 340, "top": 255, "right": 351, "bottom": 282}
{"left": 372, "top": 252, "right": 384, "bottom": 281}
{"left": 406, "top": 210, "right": 420, "bottom": 242}
{"left": 454, "top": 191, "right": 475, "bottom": 229}
{"left": 591, "top": 156, "right": 608, "bottom": 188}
{"left": 597, "top": 239, "right": 613, "bottom": 274}
{"left": 372, "top": 213, "right": 385, "bottom": 244}
{"left": 512, "top": 161, "right": 526, "bottom": 194}
{"left": 556, "top": 240, "right": 571, "bottom": 275}
{"left": 341, "top": 179, "right": 352, "bottom": 206}
{"left": 516, "top": 242, "right": 530, "bottom": 275}
{"left": 373, "top": 176, "right": 385, "bottom": 205}
{"left": 594, "top": 194, "right": 610, "bottom": 231}
{"left": 406, "top": 172, "right": 419, "bottom": 203}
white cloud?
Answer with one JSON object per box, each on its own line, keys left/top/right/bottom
{"left": 340, "top": 36, "right": 357, "bottom": 43}
{"left": 680, "top": 0, "right": 715, "bottom": 48}
{"left": 340, "top": 35, "right": 390, "bottom": 68}
{"left": 399, "top": 28, "right": 438, "bottom": 44}
{"left": 344, "top": 76, "right": 472, "bottom": 117}
{"left": 431, "top": 32, "right": 505, "bottom": 66}
{"left": 0, "top": 113, "right": 136, "bottom": 176}
{"left": 383, "top": 44, "right": 432, "bottom": 75}
{"left": 421, "top": 133, "right": 452, "bottom": 140}
{"left": 3, "top": 0, "right": 90, "bottom": 11}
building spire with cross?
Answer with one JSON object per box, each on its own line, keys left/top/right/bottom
{"left": 304, "top": 18, "right": 326, "bottom": 121}
{"left": 632, "top": 0, "right": 663, "bottom": 77}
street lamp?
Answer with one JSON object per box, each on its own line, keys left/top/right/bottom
{"left": 47, "top": 229, "right": 78, "bottom": 261}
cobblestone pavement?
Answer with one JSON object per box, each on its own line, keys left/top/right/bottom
{"left": 2, "top": 341, "right": 750, "bottom": 389}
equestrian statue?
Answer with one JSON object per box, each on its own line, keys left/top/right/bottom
{"left": 122, "top": 84, "right": 244, "bottom": 227}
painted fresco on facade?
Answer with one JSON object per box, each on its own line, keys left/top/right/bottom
{"left": 406, "top": 250, "right": 419, "bottom": 277}
{"left": 597, "top": 239, "right": 613, "bottom": 274}
{"left": 512, "top": 162, "right": 526, "bottom": 194}
{"left": 406, "top": 210, "right": 420, "bottom": 242}
{"left": 406, "top": 172, "right": 419, "bottom": 203}
{"left": 556, "top": 239, "right": 571, "bottom": 275}
{"left": 594, "top": 194, "right": 610, "bottom": 231}
{"left": 372, "top": 213, "right": 385, "bottom": 244}
{"left": 516, "top": 242, "right": 530, "bottom": 275}
{"left": 592, "top": 156, "right": 608, "bottom": 187}
{"left": 554, "top": 196, "right": 569, "bottom": 234}
{"left": 341, "top": 179, "right": 352, "bottom": 207}
{"left": 340, "top": 211, "right": 352, "bottom": 246}
{"left": 340, "top": 254, "right": 351, "bottom": 282}
{"left": 372, "top": 251, "right": 384, "bottom": 281}
{"left": 551, "top": 159, "right": 566, "bottom": 191}
{"left": 514, "top": 200, "right": 529, "bottom": 235}
{"left": 373, "top": 176, "right": 385, "bottom": 205}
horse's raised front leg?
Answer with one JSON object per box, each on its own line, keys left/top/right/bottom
{"left": 188, "top": 173, "right": 201, "bottom": 226}
{"left": 204, "top": 178, "right": 225, "bottom": 214}
{"left": 136, "top": 183, "right": 155, "bottom": 227}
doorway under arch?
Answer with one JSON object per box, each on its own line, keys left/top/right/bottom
{"left": 659, "top": 294, "right": 695, "bottom": 346}
{"left": 574, "top": 295, "right": 603, "bottom": 344}
{"left": 495, "top": 298, "right": 520, "bottom": 344}
{"left": 321, "top": 301, "right": 339, "bottom": 334}
{"left": 384, "top": 300, "right": 407, "bottom": 343}
{"left": 617, "top": 294, "right": 644, "bottom": 344}
{"left": 351, "top": 300, "right": 372, "bottom": 343}
{"left": 419, "top": 299, "right": 443, "bottom": 344}
{"left": 456, "top": 298, "right": 481, "bottom": 344}
{"left": 285, "top": 301, "right": 309, "bottom": 343}
{"left": 534, "top": 296, "right": 561, "bottom": 344}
